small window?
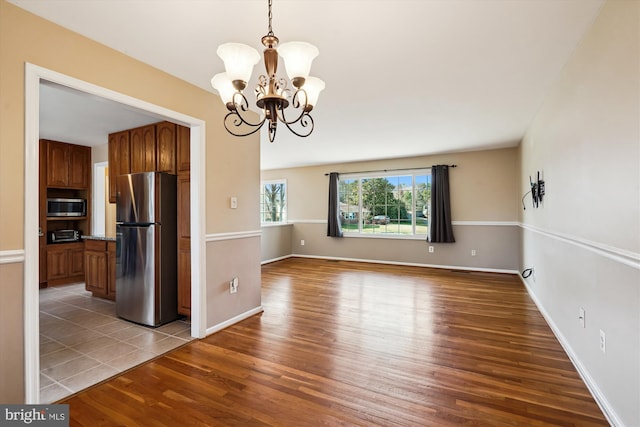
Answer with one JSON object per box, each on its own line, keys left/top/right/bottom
{"left": 260, "top": 180, "right": 287, "bottom": 224}
{"left": 339, "top": 170, "right": 431, "bottom": 236}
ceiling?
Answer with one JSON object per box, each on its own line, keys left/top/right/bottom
{"left": 11, "top": 0, "right": 604, "bottom": 170}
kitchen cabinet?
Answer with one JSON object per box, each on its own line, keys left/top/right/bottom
{"left": 109, "top": 122, "right": 183, "bottom": 201}
{"left": 130, "top": 124, "right": 156, "bottom": 173}
{"left": 156, "top": 121, "right": 177, "bottom": 174}
{"left": 84, "top": 239, "right": 116, "bottom": 300}
{"left": 46, "top": 242, "right": 84, "bottom": 285}
{"left": 176, "top": 124, "right": 190, "bottom": 173}
{"left": 45, "top": 140, "right": 90, "bottom": 189}
{"left": 40, "top": 139, "right": 91, "bottom": 287}
{"left": 108, "top": 130, "right": 131, "bottom": 203}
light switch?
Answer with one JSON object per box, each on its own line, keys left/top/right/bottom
{"left": 230, "top": 197, "right": 237, "bottom": 209}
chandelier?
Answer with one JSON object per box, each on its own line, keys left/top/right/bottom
{"left": 211, "top": 0, "right": 325, "bottom": 143}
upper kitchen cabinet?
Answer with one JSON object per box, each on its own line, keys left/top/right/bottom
{"left": 176, "top": 124, "right": 190, "bottom": 173}
{"left": 156, "top": 121, "right": 177, "bottom": 174}
{"left": 130, "top": 124, "right": 156, "bottom": 174}
{"left": 109, "top": 121, "right": 184, "bottom": 203}
{"left": 108, "top": 130, "right": 131, "bottom": 203}
{"left": 45, "top": 140, "right": 91, "bottom": 189}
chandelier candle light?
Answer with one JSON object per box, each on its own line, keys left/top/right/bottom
{"left": 211, "top": 0, "right": 325, "bottom": 143}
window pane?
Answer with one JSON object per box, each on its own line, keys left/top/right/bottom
{"left": 261, "top": 182, "right": 286, "bottom": 223}
{"left": 338, "top": 169, "right": 430, "bottom": 237}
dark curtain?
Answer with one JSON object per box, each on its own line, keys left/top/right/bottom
{"left": 327, "top": 172, "right": 343, "bottom": 237}
{"left": 429, "top": 165, "right": 455, "bottom": 243}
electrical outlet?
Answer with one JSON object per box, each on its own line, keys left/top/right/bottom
{"left": 229, "top": 277, "right": 238, "bottom": 294}
{"left": 300, "top": 239, "right": 305, "bottom": 246}
{"left": 579, "top": 307, "right": 585, "bottom": 328}
{"left": 599, "top": 330, "right": 606, "bottom": 353}
{"left": 471, "top": 249, "right": 476, "bottom": 256}
{"left": 428, "top": 246, "right": 434, "bottom": 253}
{"left": 531, "top": 266, "right": 536, "bottom": 282}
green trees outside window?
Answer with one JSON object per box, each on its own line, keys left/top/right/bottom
{"left": 338, "top": 171, "right": 431, "bottom": 235}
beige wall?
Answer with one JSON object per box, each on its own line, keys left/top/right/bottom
{"left": 261, "top": 224, "right": 293, "bottom": 263}
{"left": 0, "top": 263, "right": 25, "bottom": 403}
{"left": 0, "top": 0, "right": 261, "bottom": 402}
{"left": 262, "top": 148, "right": 520, "bottom": 271}
{"left": 520, "top": 1, "right": 639, "bottom": 425}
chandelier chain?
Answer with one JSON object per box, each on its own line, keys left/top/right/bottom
{"left": 267, "top": 0, "right": 274, "bottom": 36}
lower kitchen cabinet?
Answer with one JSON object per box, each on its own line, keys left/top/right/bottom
{"left": 84, "top": 239, "right": 116, "bottom": 300}
{"left": 46, "top": 242, "right": 84, "bottom": 285}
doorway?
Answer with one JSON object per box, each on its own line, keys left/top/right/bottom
{"left": 25, "top": 63, "right": 206, "bottom": 403}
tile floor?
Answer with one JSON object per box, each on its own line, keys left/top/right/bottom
{"left": 39, "top": 283, "right": 193, "bottom": 403}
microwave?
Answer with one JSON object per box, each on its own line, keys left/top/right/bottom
{"left": 47, "top": 198, "right": 86, "bottom": 217}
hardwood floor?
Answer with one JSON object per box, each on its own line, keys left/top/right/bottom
{"left": 63, "top": 258, "right": 608, "bottom": 426}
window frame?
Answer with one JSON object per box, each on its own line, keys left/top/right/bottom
{"left": 260, "top": 179, "right": 287, "bottom": 225}
{"left": 339, "top": 168, "right": 431, "bottom": 239}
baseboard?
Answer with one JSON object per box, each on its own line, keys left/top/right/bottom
{"left": 518, "top": 275, "right": 623, "bottom": 427}
{"left": 261, "top": 254, "right": 293, "bottom": 265}
{"left": 205, "top": 306, "right": 264, "bottom": 337}
{"left": 289, "top": 254, "right": 518, "bottom": 275}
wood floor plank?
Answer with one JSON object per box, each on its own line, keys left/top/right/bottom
{"left": 63, "top": 258, "right": 609, "bottom": 426}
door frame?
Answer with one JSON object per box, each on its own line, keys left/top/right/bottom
{"left": 24, "top": 63, "right": 207, "bottom": 403}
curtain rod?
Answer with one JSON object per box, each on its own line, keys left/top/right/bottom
{"left": 324, "top": 164, "right": 456, "bottom": 176}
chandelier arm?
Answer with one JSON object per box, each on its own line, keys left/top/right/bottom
{"left": 275, "top": 88, "right": 309, "bottom": 126}
{"left": 223, "top": 111, "right": 267, "bottom": 137}
{"left": 282, "top": 112, "right": 315, "bottom": 138}
{"left": 223, "top": 91, "right": 268, "bottom": 137}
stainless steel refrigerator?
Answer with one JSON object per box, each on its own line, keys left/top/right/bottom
{"left": 115, "top": 172, "right": 178, "bottom": 327}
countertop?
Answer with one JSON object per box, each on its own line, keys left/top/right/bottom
{"left": 82, "top": 234, "right": 116, "bottom": 242}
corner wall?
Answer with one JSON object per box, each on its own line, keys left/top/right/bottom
{"left": 519, "top": 1, "right": 640, "bottom": 425}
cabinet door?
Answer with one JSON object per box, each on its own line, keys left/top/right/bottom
{"left": 156, "top": 122, "right": 176, "bottom": 174}
{"left": 47, "top": 247, "right": 68, "bottom": 280}
{"left": 46, "top": 141, "right": 69, "bottom": 187}
{"left": 68, "top": 145, "right": 90, "bottom": 188}
{"left": 107, "top": 241, "right": 116, "bottom": 300}
{"left": 130, "top": 124, "right": 156, "bottom": 173}
{"left": 130, "top": 126, "right": 145, "bottom": 174}
{"left": 176, "top": 124, "right": 190, "bottom": 173}
{"left": 85, "top": 250, "right": 108, "bottom": 296}
{"left": 69, "top": 245, "right": 85, "bottom": 277}
{"left": 108, "top": 130, "right": 130, "bottom": 203}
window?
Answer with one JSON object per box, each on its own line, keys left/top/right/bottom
{"left": 260, "top": 180, "right": 287, "bottom": 224}
{"left": 338, "top": 170, "right": 431, "bottom": 236}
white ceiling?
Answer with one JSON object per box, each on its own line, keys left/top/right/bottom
{"left": 12, "top": 0, "right": 604, "bottom": 170}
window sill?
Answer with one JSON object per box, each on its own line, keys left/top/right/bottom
{"left": 342, "top": 233, "right": 427, "bottom": 241}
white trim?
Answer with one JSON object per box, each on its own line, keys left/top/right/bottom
{"left": 287, "top": 219, "right": 327, "bottom": 224}
{"left": 92, "top": 161, "right": 107, "bottom": 236}
{"left": 520, "top": 223, "right": 640, "bottom": 270}
{"left": 452, "top": 221, "right": 519, "bottom": 226}
{"left": 260, "top": 222, "right": 293, "bottom": 228}
{"left": 518, "top": 275, "right": 622, "bottom": 427}
{"left": 0, "top": 250, "right": 25, "bottom": 265}
{"left": 205, "top": 306, "right": 264, "bottom": 336}
{"left": 291, "top": 254, "right": 518, "bottom": 275}
{"left": 261, "top": 254, "right": 292, "bottom": 265}
{"left": 24, "top": 63, "right": 208, "bottom": 403}
{"left": 206, "top": 230, "right": 262, "bottom": 242}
